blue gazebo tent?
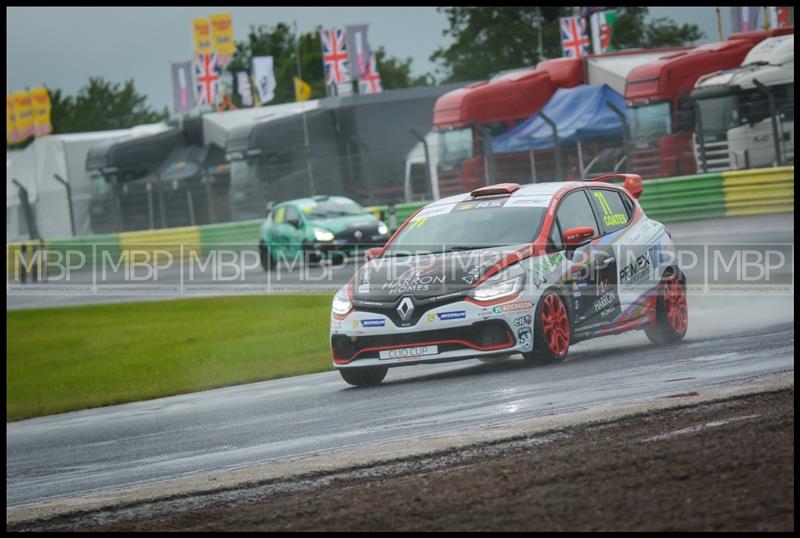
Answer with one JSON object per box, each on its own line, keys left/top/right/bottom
{"left": 492, "top": 84, "right": 629, "bottom": 154}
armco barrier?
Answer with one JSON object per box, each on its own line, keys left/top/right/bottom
{"left": 637, "top": 173, "right": 726, "bottom": 222}
{"left": 117, "top": 225, "right": 202, "bottom": 262}
{"left": 6, "top": 235, "right": 121, "bottom": 278}
{"left": 6, "top": 166, "right": 793, "bottom": 276}
{"left": 198, "top": 219, "right": 262, "bottom": 256}
{"left": 45, "top": 235, "right": 121, "bottom": 268}
{"left": 721, "top": 166, "right": 794, "bottom": 217}
{"left": 6, "top": 240, "right": 45, "bottom": 280}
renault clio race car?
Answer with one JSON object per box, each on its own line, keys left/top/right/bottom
{"left": 330, "top": 175, "right": 688, "bottom": 387}
{"left": 259, "top": 195, "right": 390, "bottom": 269}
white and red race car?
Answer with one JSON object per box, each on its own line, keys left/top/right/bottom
{"left": 331, "top": 174, "right": 688, "bottom": 386}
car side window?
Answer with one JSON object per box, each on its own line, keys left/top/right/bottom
{"left": 590, "top": 189, "right": 631, "bottom": 234}
{"left": 284, "top": 206, "right": 301, "bottom": 226}
{"left": 273, "top": 206, "right": 286, "bottom": 223}
{"left": 555, "top": 190, "right": 600, "bottom": 239}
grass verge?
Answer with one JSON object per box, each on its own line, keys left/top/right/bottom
{"left": 7, "top": 294, "right": 333, "bottom": 422}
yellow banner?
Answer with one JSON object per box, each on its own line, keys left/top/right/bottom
{"left": 30, "top": 87, "right": 52, "bottom": 137}
{"left": 12, "top": 91, "right": 34, "bottom": 143}
{"left": 7, "top": 94, "right": 18, "bottom": 145}
{"left": 294, "top": 77, "right": 312, "bottom": 102}
{"left": 210, "top": 13, "right": 235, "bottom": 57}
{"left": 193, "top": 17, "right": 212, "bottom": 54}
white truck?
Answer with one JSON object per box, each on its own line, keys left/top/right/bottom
{"left": 691, "top": 34, "right": 794, "bottom": 172}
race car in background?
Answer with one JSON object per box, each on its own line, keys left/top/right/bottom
{"left": 330, "top": 175, "right": 688, "bottom": 386}
{"left": 259, "top": 195, "right": 390, "bottom": 269}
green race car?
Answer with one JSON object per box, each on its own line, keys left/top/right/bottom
{"left": 258, "top": 195, "right": 390, "bottom": 270}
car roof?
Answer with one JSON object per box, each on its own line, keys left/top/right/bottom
{"left": 429, "top": 181, "right": 589, "bottom": 208}
{"left": 278, "top": 195, "right": 358, "bottom": 207}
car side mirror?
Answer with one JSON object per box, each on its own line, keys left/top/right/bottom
{"left": 287, "top": 218, "right": 302, "bottom": 229}
{"left": 364, "top": 247, "right": 382, "bottom": 261}
{"left": 563, "top": 226, "right": 594, "bottom": 248}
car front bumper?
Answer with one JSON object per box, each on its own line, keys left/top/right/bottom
{"left": 306, "top": 236, "right": 390, "bottom": 261}
{"left": 330, "top": 296, "right": 537, "bottom": 368}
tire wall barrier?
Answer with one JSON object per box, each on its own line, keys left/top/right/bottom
{"left": 6, "top": 166, "right": 793, "bottom": 277}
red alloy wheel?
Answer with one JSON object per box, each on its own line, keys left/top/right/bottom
{"left": 541, "top": 293, "right": 570, "bottom": 357}
{"left": 663, "top": 274, "right": 688, "bottom": 334}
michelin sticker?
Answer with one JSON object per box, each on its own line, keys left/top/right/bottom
{"left": 414, "top": 203, "right": 456, "bottom": 219}
{"left": 353, "top": 318, "right": 385, "bottom": 328}
{"left": 505, "top": 197, "right": 550, "bottom": 208}
{"left": 437, "top": 310, "right": 466, "bottom": 320}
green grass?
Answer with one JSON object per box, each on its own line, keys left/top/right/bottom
{"left": 6, "top": 294, "right": 334, "bottom": 422}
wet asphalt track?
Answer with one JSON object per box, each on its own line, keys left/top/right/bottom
{"left": 5, "top": 214, "right": 795, "bottom": 509}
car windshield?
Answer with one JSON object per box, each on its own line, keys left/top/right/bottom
{"left": 631, "top": 101, "right": 672, "bottom": 141}
{"left": 437, "top": 127, "right": 474, "bottom": 168}
{"left": 696, "top": 94, "right": 741, "bottom": 134}
{"left": 385, "top": 200, "right": 546, "bottom": 256}
{"left": 304, "top": 199, "right": 364, "bottom": 220}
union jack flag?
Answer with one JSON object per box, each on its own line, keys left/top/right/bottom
{"left": 358, "top": 53, "right": 382, "bottom": 95}
{"left": 560, "top": 16, "right": 590, "bottom": 58}
{"left": 195, "top": 52, "right": 220, "bottom": 106}
{"left": 321, "top": 27, "right": 351, "bottom": 85}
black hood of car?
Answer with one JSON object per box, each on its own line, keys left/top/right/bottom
{"left": 352, "top": 245, "right": 528, "bottom": 302}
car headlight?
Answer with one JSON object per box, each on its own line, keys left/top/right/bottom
{"left": 332, "top": 286, "right": 353, "bottom": 315}
{"left": 377, "top": 221, "right": 389, "bottom": 235}
{"left": 467, "top": 267, "right": 524, "bottom": 302}
{"left": 314, "top": 228, "right": 335, "bottom": 242}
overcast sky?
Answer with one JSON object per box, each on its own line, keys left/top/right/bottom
{"left": 7, "top": 7, "right": 739, "bottom": 113}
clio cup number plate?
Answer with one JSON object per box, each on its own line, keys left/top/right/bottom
{"left": 379, "top": 345, "right": 439, "bottom": 361}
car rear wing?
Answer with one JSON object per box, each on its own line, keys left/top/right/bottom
{"left": 586, "top": 173, "right": 643, "bottom": 199}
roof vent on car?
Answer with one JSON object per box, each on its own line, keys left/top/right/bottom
{"left": 470, "top": 183, "right": 520, "bottom": 197}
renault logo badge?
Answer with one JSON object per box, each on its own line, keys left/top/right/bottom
{"left": 396, "top": 296, "right": 414, "bottom": 322}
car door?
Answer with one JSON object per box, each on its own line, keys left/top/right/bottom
{"left": 554, "top": 189, "right": 621, "bottom": 334}
{"left": 269, "top": 204, "right": 290, "bottom": 259}
{"left": 281, "top": 205, "right": 306, "bottom": 259}
{"left": 588, "top": 187, "right": 647, "bottom": 318}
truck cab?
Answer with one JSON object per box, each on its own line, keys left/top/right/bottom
{"left": 432, "top": 67, "right": 565, "bottom": 196}
{"left": 624, "top": 27, "right": 793, "bottom": 178}
{"left": 691, "top": 34, "right": 794, "bottom": 172}
{"left": 431, "top": 48, "right": 690, "bottom": 196}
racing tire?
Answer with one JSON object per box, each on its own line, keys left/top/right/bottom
{"left": 259, "top": 241, "right": 273, "bottom": 271}
{"left": 338, "top": 366, "right": 388, "bottom": 387}
{"left": 522, "top": 291, "right": 571, "bottom": 365}
{"left": 645, "top": 269, "right": 688, "bottom": 345}
{"left": 303, "top": 243, "right": 323, "bottom": 266}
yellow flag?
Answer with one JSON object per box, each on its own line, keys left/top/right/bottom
{"left": 31, "top": 87, "right": 52, "bottom": 137}
{"left": 12, "top": 91, "right": 34, "bottom": 143}
{"left": 210, "top": 13, "right": 235, "bottom": 58}
{"left": 294, "top": 77, "right": 312, "bottom": 102}
{"left": 193, "top": 17, "right": 212, "bottom": 54}
{"left": 7, "top": 95, "right": 18, "bottom": 145}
